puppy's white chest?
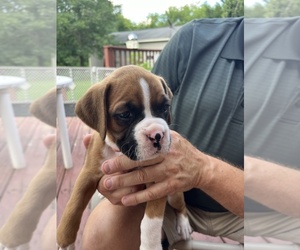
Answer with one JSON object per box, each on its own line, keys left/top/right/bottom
{"left": 102, "top": 141, "right": 122, "bottom": 160}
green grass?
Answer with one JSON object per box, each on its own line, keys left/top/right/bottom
{"left": 14, "top": 79, "right": 94, "bottom": 102}
{"left": 15, "top": 80, "right": 55, "bottom": 102}
{"left": 13, "top": 71, "right": 112, "bottom": 103}
{"left": 65, "top": 80, "right": 92, "bottom": 101}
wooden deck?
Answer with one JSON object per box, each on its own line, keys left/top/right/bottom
{"left": 0, "top": 116, "right": 92, "bottom": 249}
{"left": 0, "top": 117, "right": 55, "bottom": 249}
{"left": 1, "top": 116, "right": 293, "bottom": 249}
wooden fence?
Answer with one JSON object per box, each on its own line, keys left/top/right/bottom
{"left": 103, "top": 45, "right": 161, "bottom": 69}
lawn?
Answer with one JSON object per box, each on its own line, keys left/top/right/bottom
{"left": 14, "top": 80, "right": 54, "bottom": 102}
{"left": 65, "top": 79, "right": 93, "bottom": 101}
{"left": 8, "top": 66, "right": 114, "bottom": 103}
{"left": 14, "top": 79, "right": 93, "bottom": 102}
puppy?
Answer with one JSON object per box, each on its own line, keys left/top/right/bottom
{"left": 57, "top": 65, "right": 192, "bottom": 250}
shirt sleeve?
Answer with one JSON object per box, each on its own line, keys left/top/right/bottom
{"left": 152, "top": 21, "right": 194, "bottom": 93}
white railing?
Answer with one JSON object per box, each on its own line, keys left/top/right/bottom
{"left": 0, "top": 66, "right": 116, "bottom": 103}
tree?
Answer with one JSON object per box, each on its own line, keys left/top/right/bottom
{"left": 0, "top": 0, "right": 56, "bottom": 66}
{"left": 57, "top": 0, "right": 118, "bottom": 66}
{"left": 116, "top": 1, "right": 243, "bottom": 31}
{"left": 245, "top": 0, "right": 300, "bottom": 18}
{"left": 221, "top": 0, "right": 244, "bottom": 17}
{"left": 264, "top": 0, "right": 300, "bottom": 17}
{"left": 245, "top": 3, "right": 266, "bottom": 18}
{"left": 191, "top": 2, "right": 223, "bottom": 18}
{"left": 133, "top": 2, "right": 224, "bottom": 29}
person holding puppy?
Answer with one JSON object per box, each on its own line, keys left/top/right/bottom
{"left": 83, "top": 17, "right": 244, "bottom": 249}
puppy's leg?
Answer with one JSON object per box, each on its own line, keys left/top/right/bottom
{"left": 168, "top": 192, "right": 192, "bottom": 240}
{"left": 0, "top": 142, "right": 56, "bottom": 249}
{"left": 57, "top": 133, "right": 103, "bottom": 249}
{"left": 140, "top": 197, "right": 167, "bottom": 250}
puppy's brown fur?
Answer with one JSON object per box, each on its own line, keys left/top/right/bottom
{"left": 57, "top": 66, "right": 191, "bottom": 249}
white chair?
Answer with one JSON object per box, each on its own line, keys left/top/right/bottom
{"left": 56, "top": 76, "right": 75, "bottom": 169}
{"left": 0, "top": 75, "right": 27, "bottom": 169}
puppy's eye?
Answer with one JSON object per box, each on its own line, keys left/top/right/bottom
{"left": 161, "top": 104, "right": 170, "bottom": 114}
{"left": 116, "top": 111, "right": 132, "bottom": 120}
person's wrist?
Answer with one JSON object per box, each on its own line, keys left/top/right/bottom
{"left": 244, "top": 156, "right": 260, "bottom": 190}
{"left": 192, "top": 150, "right": 213, "bottom": 189}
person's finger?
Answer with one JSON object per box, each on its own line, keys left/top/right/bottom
{"left": 83, "top": 134, "right": 92, "bottom": 149}
{"left": 98, "top": 184, "right": 144, "bottom": 205}
{"left": 120, "top": 181, "right": 174, "bottom": 206}
{"left": 101, "top": 154, "right": 164, "bottom": 174}
{"left": 101, "top": 164, "right": 166, "bottom": 191}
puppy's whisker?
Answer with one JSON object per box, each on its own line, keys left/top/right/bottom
{"left": 120, "top": 143, "right": 136, "bottom": 159}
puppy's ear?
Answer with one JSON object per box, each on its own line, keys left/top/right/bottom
{"left": 29, "top": 88, "right": 56, "bottom": 127}
{"left": 75, "top": 82, "right": 110, "bottom": 140}
{"left": 159, "top": 77, "right": 173, "bottom": 125}
{"left": 159, "top": 77, "right": 173, "bottom": 100}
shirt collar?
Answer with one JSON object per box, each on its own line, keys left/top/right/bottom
{"left": 263, "top": 17, "right": 300, "bottom": 61}
{"left": 221, "top": 18, "right": 244, "bottom": 61}
{"left": 244, "top": 17, "right": 300, "bottom": 62}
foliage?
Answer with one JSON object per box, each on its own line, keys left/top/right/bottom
{"left": 245, "top": 0, "right": 300, "bottom": 18}
{"left": 56, "top": 0, "right": 245, "bottom": 67}
{"left": 3, "top": 0, "right": 298, "bottom": 67}
{"left": 132, "top": 2, "right": 228, "bottom": 29}
{"left": 0, "top": 0, "right": 56, "bottom": 66}
{"left": 221, "top": 0, "right": 244, "bottom": 17}
{"left": 57, "top": 0, "right": 118, "bottom": 66}
{"left": 244, "top": 3, "right": 266, "bottom": 18}
{"left": 120, "top": 0, "right": 242, "bottom": 30}
{"left": 108, "top": 5, "right": 137, "bottom": 31}
{"left": 264, "top": 0, "right": 300, "bottom": 17}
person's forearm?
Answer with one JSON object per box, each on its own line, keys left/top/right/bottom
{"left": 245, "top": 156, "right": 300, "bottom": 218}
{"left": 197, "top": 154, "right": 244, "bottom": 218}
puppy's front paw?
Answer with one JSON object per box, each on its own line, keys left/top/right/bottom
{"left": 176, "top": 213, "right": 192, "bottom": 240}
{"left": 57, "top": 243, "right": 75, "bottom": 250}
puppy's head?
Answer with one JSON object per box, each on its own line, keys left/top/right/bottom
{"left": 75, "top": 65, "right": 173, "bottom": 160}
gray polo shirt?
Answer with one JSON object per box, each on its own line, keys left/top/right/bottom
{"left": 245, "top": 17, "right": 300, "bottom": 212}
{"left": 152, "top": 18, "right": 244, "bottom": 212}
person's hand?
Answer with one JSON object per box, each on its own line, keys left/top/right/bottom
{"left": 83, "top": 134, "right": 147, "bottom": 205}
{"left": 98, "top": 130, "right": 204, "bottom": 206}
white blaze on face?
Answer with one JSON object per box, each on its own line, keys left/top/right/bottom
{"left": 134, "top": 78, "right": 170, "bottom": 160}
{"left": 139, "top": 78, "right": 152, "bottom": 117}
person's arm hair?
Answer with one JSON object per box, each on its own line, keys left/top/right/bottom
{"left": 197, "top": 154, "right": 244, "bottom": 218}
{"left": 245, "top": 156, "right": 300, "bottom": 218}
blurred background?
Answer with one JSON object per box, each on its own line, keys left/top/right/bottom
{"left": 0, "top": 0, "right": 299, "bottom": 249}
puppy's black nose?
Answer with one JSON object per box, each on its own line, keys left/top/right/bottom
{"left": 153, "top": 141, "right": 161, "bottom": 150}
{"left": 155, "top": 133, "right": 161, "bottom": 141}
{"left": 148, "top": 132, "right": 163, "bottom": 141}
{"left": 148, "top": 132, "right": 163, "bottom": 150}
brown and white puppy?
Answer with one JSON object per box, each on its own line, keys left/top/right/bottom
{"left": 57, "top": 65, "right": 192, "bottom": 250}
